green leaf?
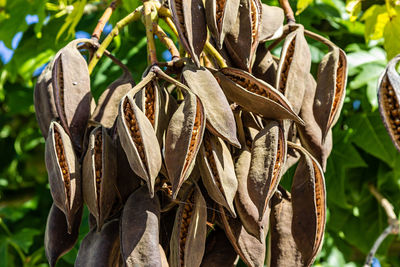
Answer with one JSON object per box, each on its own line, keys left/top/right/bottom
{"left": 297, "top": 0, "right": 313, "bottom": 15}
{"left": 383, "top": 11, "right": 400, "bottom": 60}
{"left": 56, "top": 0, "right": 87, "bottom": 41}
{"left": 345, "top": 0, "right": 362, "bottom": 22}
{"left": 361, "top": 5, "right": 390, "bottom": 42}
{"left": 0, "top": 236, "right": 8, "bottom": 267}
{"left": 10, "top": 228, "right": 40, "bottom": 253}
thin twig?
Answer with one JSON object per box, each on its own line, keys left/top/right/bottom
{"left": 91, "top": 0, "right": 120, "bottom": 41}
{"left": 144, "top": 1, "right": 158, "bottom": 65}
{"left": 153, "top": 23, "right": 180, "bottom": 59}
{"left": 279, "top": 0, "right": 296, "bottom": 24}
{"left": 363, "top": 225, "right": 395, "bottom": 267}
{"left": 204, "top": 41, "right": 227, "bottom": 68}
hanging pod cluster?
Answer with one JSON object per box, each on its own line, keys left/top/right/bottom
{"left": 34, "top": 1, "right": 347, "bottom": 266}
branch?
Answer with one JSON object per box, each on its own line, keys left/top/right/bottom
{"left": 143, "top": 1, "right": 158, "bottom": 65}
{"left": 91, "top": 0, "right": 119, "bottom": 41}
{"left": 153, "top": 23, "right": 180, "bottom": 60}
{"left": 279, "top": 0, "right": 296, "bottom": 24}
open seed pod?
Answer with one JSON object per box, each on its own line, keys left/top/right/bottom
{"left": 82, "top": 126, "right": 117, "bottom": 230}
{"left": 182, "top": 63, "right": 240, "bottom": 147}
{"left": 219, "top": 206, "right": 267, "bottom": 267}
{"left": 214, "top": 67, "right": 304, "bottom": 124}
{"left": 276, "top": 24, "right": 311, "bottom": 115}
{"left": 75, "top": 219, "right": 120, "bottom": 267}
{"left": 224, "top": 0, "right": 262, "bottom": 71}
{"left": 45, "top": 121, "right": 82, "bottom": 232}
{"left": 247, "top": 120, "right": 286, "bottom": 221}
{"left": 198, "top": 131, "right": 237, "bottom": 217}
{"left": 120, "top": 186, "right": 161, "bottom": 267}
{"left": 165, "top": 90, "right": 206, "bottom": 198}
{"left": 45, "top": 204, "right": 82, "bottom": 267}
{"left": 313, "top": 46, "right": 347, "bottom": 140}
{"left": 91, "top": 70, "right": 135, "bottom": 129}
{"left": 258, "top": 4, "right": 284, "bottom": 42}
{"left": 378, "top": 55, "right": 400, "bottom": 151}
{"left": 289, "top": 142, "right": 326, "bottom": 267}
{"left": 268, "top": 189, "right": 303, "bottom": 266}
{"left": 169, "top": 185, "right": 207, "bottom": 267}
{"left": 117, "top": 86, "right": 162, "bottom": 197}
{"left": 168, "top": 0, "right": 207, "bottom": 67}
{"left": 252, "top": 44, "right": 278, "bottom": 85}
{"left": 205, "top": 0, "right": 240, "bottom": 49}
{"left": 51, "top": 39, "right": 93, "bottom": 152}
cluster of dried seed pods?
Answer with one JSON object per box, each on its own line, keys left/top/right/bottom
{"left": 34, "top": 1, "right": 348, "bottom": 266}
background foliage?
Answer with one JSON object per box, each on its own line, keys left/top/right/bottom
{"left": 0, "top": 0, "right": 399, "bottom": 266}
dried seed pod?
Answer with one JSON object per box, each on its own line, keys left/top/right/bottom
{"left": 378, "top": 55, "right": 400, "bottom": 152}
{"left": 51, "top": 39, "right": 92, "bottom": 152}
{"left": 121, "top": 186, "right": 162, "bottom": 267}
{"left": 82, "top": 126, "right": 117, "bottom": 230}
{"left": 214, "top": 67, "right": 304, "bottom": 124}
{"left": 219, "top": 206, "right": 266, "bottom": 267}
{"left": 45, "top": 204, "right": 82, "bottom": 267}
{"left": 198, "top": 131, "right": 238, "bottom": 217}
{"left": 91, "top": 70, "right": 135, "bottom": 128}
{"left": 200, "top": 228, "right": 238, "bottom": 267}
{"left": 314, "top": 46, "right": 347, "bottom": 140}
{"left": 160, "top": 244, "right": 169, "bottom": 267}
{"left": 252, "top": 44, "right": 278, "bottom": 85}
{"left": 169, "top": 0, "right": 207, "bottom": 66}
{"left": 258, "top": 4, "right": 284, "bottom": 42}
{"left": 182, "top": 63, "right": 240, "bottom": 147}
{"left": 205, "top": 0, "right": 240, "bottom": 49}
{"left": 45, "top": 121, "right": 82, "bottom": 232}
{"left": 276, "top": 24, "right": 311, "bottom": 114}
{"left": 165, "top": 91, "right": 206, "bottom": 198}
{"left": 170, "top": 186, "right": 207, "bottom": 267}
{"left": 247, "top": 121, "right": 286, "bottom": 221}
{"left": 224, "top": 0, "right": 262, "bottom": 70}
{"left": 75, "top": 219, "right": 120, "bottom": 267}
{"left": 234, "top": 148, "right": 266, "bottom": 241}
{"left": 117, "top": 92, "right": 162, "bottom": 197}
{"left": 268, "top": 189, "right": 303, "bottom": 266}
{"left": 289, "top": 142, "right": 326, "bottom": 267}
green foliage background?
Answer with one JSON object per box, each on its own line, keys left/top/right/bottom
{"left": 0, "top": 0, "right": 399, "bottom": 266}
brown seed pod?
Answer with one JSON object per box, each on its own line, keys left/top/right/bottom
{"left": 219, "top": 206, "right": 267, "bottom": 267}
{"left": 198, "top": 131, "right": 238, "bottom": 217}
{"left": 205, "top": 0, "right": 240, "bottom": 49}
{"left": 214, "top": 67, "right": 304, "bottom": 124}
{"left": 224, "top": 0, "right": 262, "bottom": 71}
{"left": 51, "top": 39, "right": 93, "bottom": 152}
{"left": 258, "top": 4, "right": 284, "bottom": 42}
{"left": 169, "top": 0, "right": 207, "bottom": 66}
{"left": 45, "top": 121, "right": 82, "bottom": 232}
{"left": 378, "top": 55, "right": 400, "bottom": 152}
{"left": 82, "top": 126, "right": 117, "bottom": 230}
{"left": 117, "top": 90, "right": 162, "bottom": 197}
{"left": 247, "top": 120, "right": 286, "bottom": 221}
{"left": 182, "top": 63, "right": 240, "bottom": 147}
{"left": 276, "top": 24, "right": 311, "bottom": 115}
{"left": 75, "top": 219, "right": 120, "bottom": 267}
{"left": 289, "top": 141, "right": 326, "bottom": 267}
{"left": 165, "top": 91, "right": 206, "bottom": 198}
{"left": 120, "top": 186, "right": 162, "bottom": 267}
{"left": 91, "top": 70, "right": 135, "bottom": 129}
{"left": 169, "top": 185, "right": 207, "bottom": 267}
{"left": 313, "top": 46, "right": 347, "bottom": 140}
{"left": 252, "top": 44, "right": 279, "bottom": 85}
{"left": 45, "top": 204, "right": 82, "bottom": 267}
{"left": 268, "top": 189, "right": 303, "bottom": 266}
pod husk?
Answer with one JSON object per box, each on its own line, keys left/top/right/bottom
{"left": 75, "top": 219, "right": 120, "bottom": 267}
{"left": 120, "top": 186, "right": 162, "bottom": 267}
{"left": 198, "top": 131, "right": 238, "bottom": 217}
{"left": 45, "top": 121, "right": 82, "bottom": 232}
{"left": 169, "top": 186, "right": 207, "bottom": 267}
{"left": 45, "top": 204, "right": 82, "bottom": 267}
{"left": 165, "top": 91, "right": 206, "bottom": 198}
{"left": 378, "top": 55, "right": 400, "bottom": 152}
{"left": 214, "top": 68, "right": 304, "bottom": 124}
{"left": 205, "top": 0, "right": 240, "bottom": 49}
{"left": 182, "top": 63, "right": 240, "bottom": 147}
{"left": 258, "top": 4, "right": 284, "bottom": 42}
{"left": 252, "top": 44, "right": 278, "bottom": 85}
{"left": 247, "top": 121, "right": 286, "bottom": 221}
{"left": 168, "top": 0, "right": 207, "bottom": 66}
{"left": 117, "top": 92, "right": 162, "bottom": 197}
{"left": 82, "top": 126, "right": 117, "bottom": 230}
{"left": 314, "top": 46, "right": 347, "bottom": 140}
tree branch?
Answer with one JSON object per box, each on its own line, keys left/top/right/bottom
{"left": 91, "top": 0, "right": 120, "bottom": 41}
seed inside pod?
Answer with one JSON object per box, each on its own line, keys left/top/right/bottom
{"left": 216, "top": 0, "right": 227, "bottom": 31}
{"left": 279, "top": 37, "right": 296, "bottom": 93}
{"left": 381, "top": 78, "right": 400, "bottom": 141}
{"left": 54, "top": 125, "right": 71, "bottom": 203}
{"left": 55, "top": 57, "right": 66, "bottom": 120}
{"left": 329, "top": 53, "right": 346, "bottom": 126}
{"left": 203, "top": 136, "right": 224, "bottom": 195}
{"left": 268, "top": 130, "right": 284, "bottom": 200}
{"left": 123, "top": 99, "right": 146, "bottom": 164}
{"left": 250, "top": 0, "right": 259, "bottom": 43}
{"left": 179, "top": 191, "right": 195, "bottom": 265}
{"left": 144, "top": 82, "right": 156, "bottom": 127}
{"left": 94, "top": 131, "right": 102, "bottom": 209}
{"left": 313, "top": 161, "right": 325, "bottom": 249}
{"left": 174, "top": 0, "right": 187, "bottom": 40}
